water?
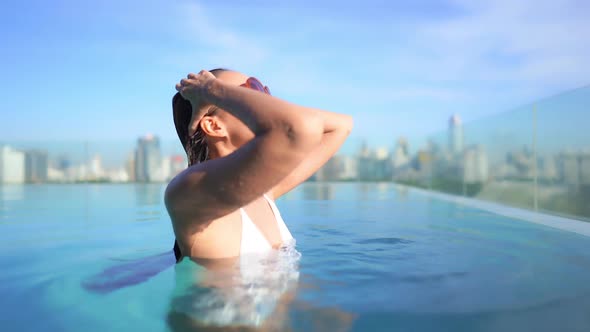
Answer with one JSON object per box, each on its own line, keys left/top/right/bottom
{"left": 1, "top": 183, "right": 590, "bottom": 331}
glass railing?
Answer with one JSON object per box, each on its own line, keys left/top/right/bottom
{"left": 396, "top": 85, "right": 590, "bottom": 221}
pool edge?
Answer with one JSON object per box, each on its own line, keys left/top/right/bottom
{"left": 400, "top": 184, "right": 590, "bottom": 237}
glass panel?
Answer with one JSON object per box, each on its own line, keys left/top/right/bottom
{"left": 388, "top": 85, "right": 590, "bottom": 221}
{"left": 536, "top": 86, "right": 590, "bottom": 220}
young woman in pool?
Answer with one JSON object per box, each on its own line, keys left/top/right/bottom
{"left": 167, "top": 69, "right": 353, "bottom": 263}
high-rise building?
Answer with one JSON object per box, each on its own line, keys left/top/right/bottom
{"left": 392, "top": 137, "right": 410, "bottom": 170}
{"left": 170, "top": 155, "right": 186, "bottom": 178}
{"left": 88, "top": 155, "right": 104, "bottom": 180}
{"left": 374, "top": 147, "right": 392, "bottom": 180}
{"left": 357, "top": 141, "right": 374, "bottom": 181}
{"left": 317, "top": 155, "right": 344, "bottom": 181}
{"left": 311, "top": 154, "right": 357, "bottom": 182}
{"left": 560, "top": 150, "right": 590, "bottom": 186}
{"left": 416, "top": 150, "right": 433, "bottom": 172}
{"left": 463, "top": 145, "right": 489, "bottom": 183}
{"left": 340, "top": 155, "right": 357, "bottom": 180}
{"left": 449, "top": 114, "right": 463, "bottom": 155}
{"left": 56, "top": 155, "right": 71, "bottom": 171}
{"left": 580, "top": 151, "right": 590, "bottom": 185}
{"left": 47, "top": 166, "right": 66, "bottom": 182}
{"left": 0, "top": 146, "right": 25, "bottom": 184}
{"left": 540, "top": 155, "right": 558, "bottom": 181}
{"left": 134, "top": 134, "right": 161, "bottom": 182}
{"left": 560, "top": 151, "right": 579, "bottom": 185}
{"left": 24, "top": 150, "right": 48, "bottom": 183}
{"left": 159, "top": 157, "right": 172, "bottom": 182}
{"left": 125, "top": 153, "right": 136, "bottom": 182}
{"left": 106, "top": 168, "right": 129, "bottom": 183}
{"left": 359, "top": 140, "right": 371, "bottom": 158}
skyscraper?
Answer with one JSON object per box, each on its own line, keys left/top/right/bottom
{"left": 463, "top": 145, "right": 489, "bottom": 184}
{"left": 24, "top": 150, "right": 48, "bottom": 183}
{"left": 374, "top": 147, "right": 392, "bottom": 180}
{"left": 580, "top": 151, "right": 590, "bottom": 185}
{"left": 134, "top": 134, "right": 162, "bottom": 182}
{"left": 88, "top": 155, "right": 104, "bottom": 180}
{"left": 560, "top": 150, "right": 590, "bottom": 186}
{"left": 392, "top": 137, "right": 410, "bottom": 170}
{"left": 449, "top": 114, "right": 463, "bottom": 155}
{"left": 125, "top": 153, "right": 136, "bottom": 182}
{"left": 316, "top": 155, "right": 343, "bottom": 181}
{"left": 357, "top": 141, "right": 375, "bottom": 181}
{"left": 56, "top": 155, "right": 71, "bottom": 171}
{"left": 340, "top": 155, "right": 357, "bottom": 180}
{"left": 170, "top": 155, "right": 186, "bottom": 178}
{"left": 0, "top": 146, "right": 25, "bottom": 184}
{"left": 560, "top": 150, "right": 579, "bottom": 186}
{"left": 159, "top": 157, "right": 172, "bottom": 182}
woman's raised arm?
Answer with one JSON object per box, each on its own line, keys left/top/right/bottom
{"left": 165, "top": 71, "right": 323, "bottom": 235}
{"left": 268, "top": 110, "right": 353, "bottom": 199}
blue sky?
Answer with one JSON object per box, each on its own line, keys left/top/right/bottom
{"left": 1, "top": 0, "right": 589, "bottom": 157}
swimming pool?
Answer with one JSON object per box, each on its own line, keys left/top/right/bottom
{"left": 1, "top": 182, "right": 590, "bottom": 331}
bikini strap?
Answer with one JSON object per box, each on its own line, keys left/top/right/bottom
{"left": 263, "top": 194, "right": 280, "bottom": 216}
{"left": 262, "top": 194, "right": 293, "bottom": 242}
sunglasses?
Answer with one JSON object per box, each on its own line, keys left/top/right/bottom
{"left": 240, "top": 77, "right": 271, "bottom": 95}
{"left": 200, "top": 76, "right": 271, "bottom": 122}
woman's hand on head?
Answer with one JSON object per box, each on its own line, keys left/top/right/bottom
{"left": 175, "top": 70, "right": 217, "bottom": 136}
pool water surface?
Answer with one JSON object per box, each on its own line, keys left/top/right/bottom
{"left": 1, "top": 183, "right": 590, "bottom": 331}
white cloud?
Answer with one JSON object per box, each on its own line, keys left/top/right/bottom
{"left": 404, "top": 0, "right": 590, "bottom": 86}
{"left": 161, "top": 2, "right": 269, "bottom": 70}
{"left": 159, "top": 0, "right": 589, "bottom": 123}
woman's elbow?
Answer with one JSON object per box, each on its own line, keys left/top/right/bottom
{"left": 301, "top": 113, "right": 325, "bottom": 146}
{"left": 342, "top": 114, "right": 354, "bottom": 135}
{"left": 286, "top": 113, "right": 324, "bottom": 151}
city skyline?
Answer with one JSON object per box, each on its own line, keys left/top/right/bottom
{"left": 2, "top": 107, "right": 589, "bottom": 221}
{"left": 3, "top": 82, "right": 589, "bottom": 169}
{"left": 1, "top": 80, "right": 589, "bottom": 218}
{"left": 2, "top": 112, "right": 589, "bottom": 185}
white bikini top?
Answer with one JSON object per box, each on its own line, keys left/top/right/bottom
{"left": 239, "top": 194, "right": 294, "bottom": 255}
{"left": 171, "top": 195, "right": 297, "bottom": 326}
{"left": 172, "top": 197, "right": 300, "bottom": 327}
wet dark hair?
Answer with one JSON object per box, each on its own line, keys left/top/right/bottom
{"left": 172, "top": 68, "right": 229, "bottom": 166}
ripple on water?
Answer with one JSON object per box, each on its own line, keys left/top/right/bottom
{"left": 356, "top": 237, "right": 414, "bottom": 245}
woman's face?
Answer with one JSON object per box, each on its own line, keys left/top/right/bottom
{"left": 206, "top": 71, "right": 256, "bottom": 149}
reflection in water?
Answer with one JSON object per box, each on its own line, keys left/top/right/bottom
{"left": 375, "top": 182, "right": 390, "bottom": 200}
{"left": 357, "top": 182, "right": 372, "bottom": 201}
{"left": 395, "top": 184, "right": 409, "bottom": 200}
{"left": 0, "top": 185, "right": 24, "bottom": 221}
{"left": 302, "top": 183, "right": 336, "bottom": 217}
{"left": 281, "top": 186, "right": 301, "bottom": 201}
{"left": 134, "top": 184, "right": 163, "bottom": 222}
{"left": 167, "top": 246, "right": 301, "bottom": 331}
{"left": 0, "top": 186, "right": 6, "bottom": 217}
{"left": 134, "top": 183, "right": 163, "bottom": 207}
{"left": 1, "top": 184, "right": 24, "bottom": 202}
{"left": 166, "top": 246, "right": 356, "bottom": 331}
{"left": 303, "top": 183, "right": 334, "bottom": 200}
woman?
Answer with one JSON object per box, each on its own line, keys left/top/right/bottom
{"left": 167, "top": 69, "right": 353, "bottom": 263}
